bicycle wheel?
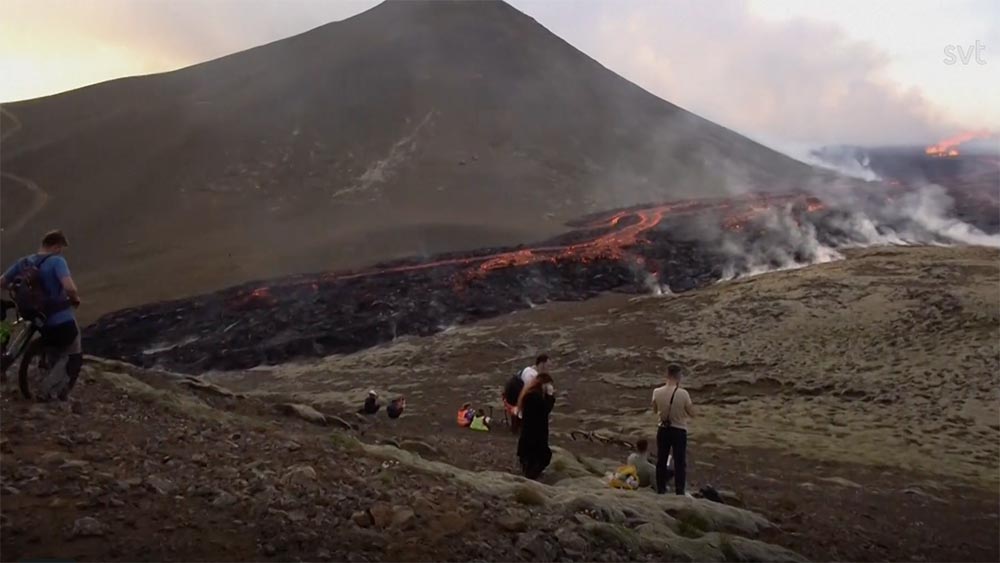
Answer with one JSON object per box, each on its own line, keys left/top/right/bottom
{"left": 18, "top": 338, "right": 51, "bottom": 401}
{"left": 1, "top": 322, "right": 36, "bottom": 379}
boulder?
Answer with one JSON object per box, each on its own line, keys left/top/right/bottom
{"left": 819, "top": 476, "right": 863, "bottom": 489}
{"left": 496, "top": 512, "right": 528, "bottom": 533}
{"left": 280, "top": 465, "right": 318, "bottom": 491}
{"left": 59, "top": 460, "right": 90, "bottom": 471}
{"left": 180, "top": 376, "right": 244, "bottom": 398}
{"left": 391, "top": 507, "right": 415, "bottom": 530}
{"left": 718, "top": 489, "right": 745, "bottom": 508}
{"left": 512, "top": 484, "right": 548, "bottom": 506}
{"left": 516, "top": 531, "right": 558, "bottom": 561}
{"left": 352, "top": 510, "right": 373, "bottom": 528}
{"left": 276, "top": 403, "right": 327, "bottom": 426}
{"left": 146, "top": 475, "right": 176, "bottom": 495}
{"left": 399, "top": 440, "right": 439, "bottom": 457}
{"left": 76, "top": 431, "right": 103, "bottom": 444}
{"left": 71, "top": 516, "right": 106, "bottom": 538}
{"left": 369, "top": 502, "right": 395, "bottom": 529}
{"left": 565, "top": 495, "right": 626, "bottom": 524}
{"left": 326, "top": 415, "right": 354, "bottom": 431}
{"left": 212, "top": 490, "right": 239, "bottom": 507}
{"left": 428, "top": 511, "right": 467, "bottom": 538}
{"left": 555, "top": 527, "right": 589, "bottom": 554}
{"left": 901, "top": 487, "right": 947, "bottom": 503}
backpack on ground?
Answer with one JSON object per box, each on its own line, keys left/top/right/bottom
{"left": 503, "top": 369, "right": 525, "bottom": 406}
{"left": 9, "top": 254, "right": 60, "bottom": 320}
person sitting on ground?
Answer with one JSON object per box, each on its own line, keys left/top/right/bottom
{"left": 470, "top": 408, "right": 491, "bottom": 432}
{"left": 517, "top": 372, "right": 556, "bottom": 479}
{"left": 359, "top": 390, "right": 380, "bottom": 415}
{"left": 457, "top": 403, "right": 474, "bottom": 427}
{"left": 387, "top": 396, "right": 406, "bottom": 419}
{"left": 626, "top": 438, "right": 659, "bottom": 489}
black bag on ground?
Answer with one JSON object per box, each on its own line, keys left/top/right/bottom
{"left": 698, "top": 485, "right": 723, "bottom": 503}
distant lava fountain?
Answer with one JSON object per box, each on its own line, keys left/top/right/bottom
{"left": 925, "top": 129, "right": 992, "bottom": 158}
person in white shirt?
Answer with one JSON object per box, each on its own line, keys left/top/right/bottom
{"left": 519, "top": 353, "right": 549, "bottom": 387}
{"left": 517, "top": 354, "right": 553, "bottom": 418}
{"left": 651, "top": 364, "right": 695, "bottom": 495}
{"left": 503, "top": 354, "right": 550, "bottom": 433}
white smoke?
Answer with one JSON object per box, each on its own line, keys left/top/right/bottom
{"left": 807, "top": 152, "right": 881, "bottom": 182}
{"left": 642, "top": 272, "right": 674, "bottom": 296}
{"left": 717, "top": 204, "right": 843, "bottom": 282}
{"left": 713, "top": 176, "right": 999, "bottom": 284}
{"left": 890, "top": 186, "right": 1000, "bottom": 247}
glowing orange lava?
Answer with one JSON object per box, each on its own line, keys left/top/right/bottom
{"left": 925, "top": 129, "right": 992, "bottom": 157}
{"left": 230, "top": 193, "right": 826, "bottom": 304}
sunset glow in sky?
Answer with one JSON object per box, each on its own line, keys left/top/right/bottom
{"left": 2, "top": 0, "right": 997, "bottom": 149}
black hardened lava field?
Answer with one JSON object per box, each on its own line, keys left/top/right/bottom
{"left": 85, "top": 164, "right": 998, "bottom": 373}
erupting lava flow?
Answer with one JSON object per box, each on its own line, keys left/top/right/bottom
{"left": 85, "top": 145, "right": 996, "bottom": 374}
{"left": 85, "top": 192, "right": 834, "bottom": 373}
{"left": 236, "top": 192, "right": 825, "bottom": 307}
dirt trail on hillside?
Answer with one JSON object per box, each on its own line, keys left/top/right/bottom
{"left": 1, "top": 107, "right": 49, "bottom": 236}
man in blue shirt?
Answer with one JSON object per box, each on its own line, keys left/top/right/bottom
{"left": 0, "top": 230, "right": 82, "bottom": 400}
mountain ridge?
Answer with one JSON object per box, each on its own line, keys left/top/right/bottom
{"left": 1, "top": 0, "right": 823, "bottom": 319}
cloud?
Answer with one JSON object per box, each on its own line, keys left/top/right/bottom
{"left": 0, "top": 0, "right": 378, "bottom": 102}
{"left": 3, "top": 0, "right": 990, "bottom": 150}
{"left": 595, "top": 1, "right": 958, "bottom": 146}
{"left": 517, "top": 0, "right": 965, "bottom": 148}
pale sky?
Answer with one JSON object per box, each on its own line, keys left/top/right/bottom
{"left": 1, "top": 0, "right": 997, "bottom": 149}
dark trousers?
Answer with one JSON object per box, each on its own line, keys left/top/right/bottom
{"left": 656, "top": 426, "right": 687, "bottom": 495}
{"left": 520, "top": 448, "right": 552, "bottom": 480}
{"left": 39, "top": 321, "right": 83, "bottom": 400}
{"left": 510, "top": 415, "right": 521, "bottom": 434}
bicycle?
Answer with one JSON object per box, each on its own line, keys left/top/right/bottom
{"left": 0, "top": 300, "right": 43, "bottom": 386}
{"left": 18, "top": 336, "right": 73, "bottom": 401}
{"left": 569, "top": 429, "right": 634, "bottom": 451}
{"left": 1, "top": 299, "right": 74, "bottom": 401}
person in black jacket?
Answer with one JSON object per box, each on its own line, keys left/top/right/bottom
{"left": 358, "top": 390, "right": 380, "bottom": 415}
{"left": 386, "top": 396, "right": 406, "bottom": 419}
{"left": 516, "top": 372, "right": 555, "bottom": 479}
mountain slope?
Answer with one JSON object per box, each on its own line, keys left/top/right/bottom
{"left": 1, "top": 0, "right": 820, "bottom": 318}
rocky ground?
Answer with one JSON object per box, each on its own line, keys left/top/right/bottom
{"left": 2, "top": 359, "right": 800, "bottom": 562}
{"left": 2, "top": 245, "right": 998, "bottom": 562}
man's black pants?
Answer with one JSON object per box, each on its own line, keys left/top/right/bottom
{"left": 656, "top": 425, "right": 687, "bottom": 495}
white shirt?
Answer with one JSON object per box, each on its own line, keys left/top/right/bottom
{"left": 520, "top": 366, "right": 538, "bottom": 385}
{"left": 516, "top": 366, "right": 553, "bottom": 417}
{"left": 521, "top": 366, "right": 553, "bottom": 394}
